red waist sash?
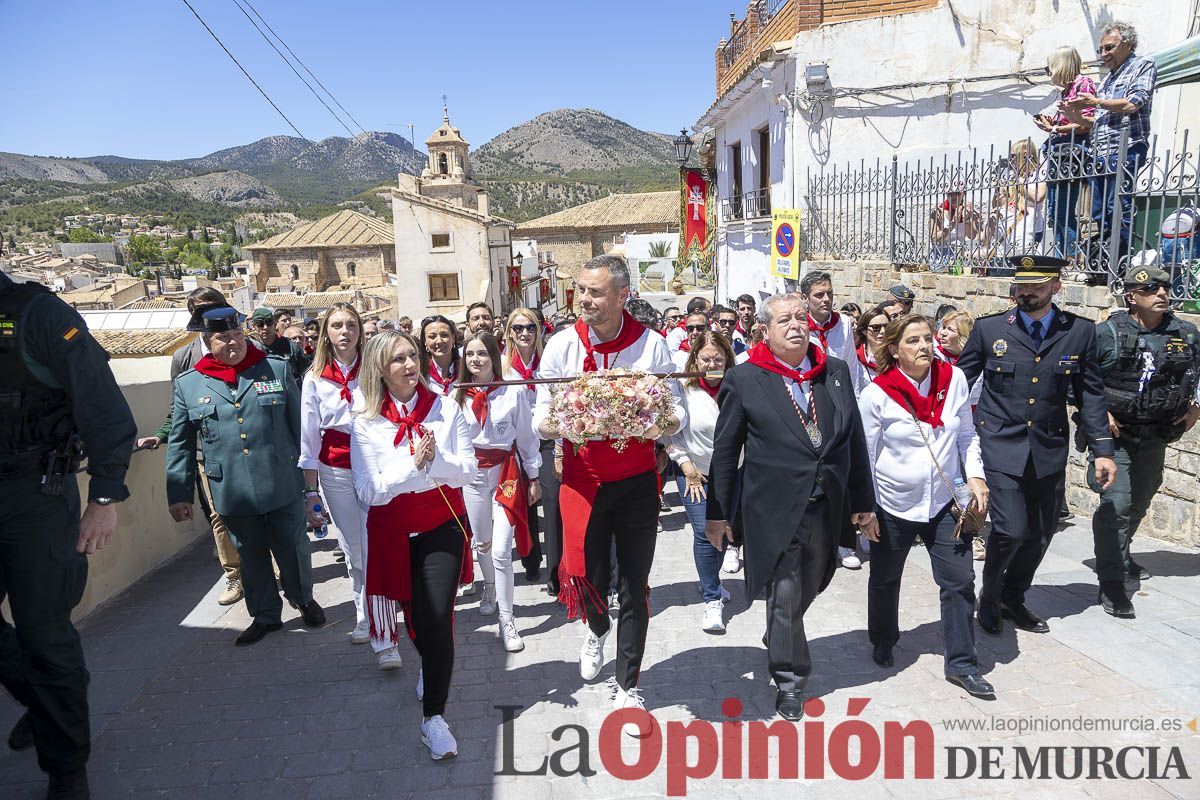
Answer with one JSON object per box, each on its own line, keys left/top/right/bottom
{"left": 318, "top": 429, "right": 352, "bottom": 469}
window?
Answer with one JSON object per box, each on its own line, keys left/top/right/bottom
{"left": 729, "top": 142, "right": 742, "bottom": 197}
{"left": 438, "top": 153, "right": 448, "bottom": 174}
{"left": 428, "top": 273, "right": 460, "bottom": 302}
{"left": 757, "top": 127, "right": 770, "bottom": 193}
{"left": 347, "top": 262, "right": 356, "bottom": 277}
{"left": 289, "top": 264, "right": 299, "bottom": 280}
{"left": 431, "top": 232, "right": 451, "bottom": 249}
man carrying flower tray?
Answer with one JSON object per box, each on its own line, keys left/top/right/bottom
{"left": 533, "top": 254, "right": 685, "bottom": 736}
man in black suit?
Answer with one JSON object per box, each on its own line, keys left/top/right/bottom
{"left": 957, "top": 256, "right": 1116, "bottom": 637}
{"left": 707, "top": 292, "right": 875, "bottom": 721}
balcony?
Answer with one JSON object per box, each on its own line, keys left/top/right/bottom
{"left": 720, "top": 188, "right": 772, "bottom": 222}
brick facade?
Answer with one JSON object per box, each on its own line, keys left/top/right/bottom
{"left": 252, "top": 245, "right": 395, "bottom": 293}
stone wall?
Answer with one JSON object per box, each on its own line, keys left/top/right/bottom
{"left": 806, "top": 258, "right": 1200, "bottom": 549}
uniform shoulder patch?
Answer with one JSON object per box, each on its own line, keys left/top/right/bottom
{"left": 61, "top": 326, "right": 80, "bottom": 342}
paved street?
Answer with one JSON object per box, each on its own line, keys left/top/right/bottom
{"left": 2, "top": 483, "right": 1199, "bottom": 799}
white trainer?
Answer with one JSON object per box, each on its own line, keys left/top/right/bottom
{"left": 612, "top": 685, "right": 650, "bottom": 737}
{"left": 420, "top": 715, "right": 457, "bottom": 760}
{"left": 500, "top": 616, "right": 525, "bottom": 653}
{"left": 722, "top": 546, "right": 742, "bottom": 574}
{"left": 479, "top": 583, "right": 497, "bottom": 616}
{"left": 376, "top": 646, "right": 403, "bottom": 671}
{"left": 579, "top": 627, "right": 609, "bottom": 681}
{"left": 349, "top": 620, "right": 371, "bottom": 645}
{"left": 701, "top": 600, "right": 726, "bottom": 633}
{"left": 416, "top": 668, "right": 424, "bottom": 702}
{"left": 459, "top": 581, "right": 476, "bottom": 597}
{"left": 839, "top": 546, "right": 862, "bottom": 570}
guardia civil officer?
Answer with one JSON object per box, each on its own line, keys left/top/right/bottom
{"left": 957, "top": 255, "right": 1117, "bottom": 637}
{"left": 165, "top": 306, "right": 325, "bottom": 646}
{"left": 0, "top": 270, "right": 136, "bottom": 800}
{"left": 1091, "top": 265, "right": 1200, "bottom": 617}
{"left": 247, "top": 306, "right": 309, "bottom": 381}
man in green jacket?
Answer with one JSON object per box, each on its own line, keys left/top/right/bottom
{"left": 165, "top": 306, "right": 325, "bottom": 645}
{"left": 247, "top": 306, "right": 309, "bottom": 379}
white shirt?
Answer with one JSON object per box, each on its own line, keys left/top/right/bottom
{"left": 668, "top": 385, "right": 732, "bottom": 475}
{"left": 774, "top": 353, "right": 813, "bottom": 415}
{"left": 858, "top": 366, "right": 983, "bottom": 522}
{"left": 426, "top": 359, "right": 458, "bottom": 396}
{"left": 671, "top": 348, "right": 691, "bottom": 371}
{"left": 462, "top": 384, "right": 542, "bottom": 479}
{"left": 665, "top": 324, "right": 688, "bottom": 353}
{"left": 734, "top": 349, "right": 751, "bottom": 365}
{"left": 807, "top": 312, "right": 856, "bottom": 366}
{"left": 297, "top": 357, "right": 361, "bottom": 470}
{"left": 350, "top": 392, "right": 477, "bottom": 508}
{"left": 533, "top": 317, "right": 687, "bottom": 434}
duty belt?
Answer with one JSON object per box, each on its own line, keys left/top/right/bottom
{"left": 0, "top": 450, "right": 46, "bottom": 479}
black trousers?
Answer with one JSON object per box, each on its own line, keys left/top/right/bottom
{"left": 980, "top": 460, "right": 1064, "bottom": 609}
{"left": 583, "top": 470, "right": 659, "bottom": 691}
{"left": 538, "top": 439, "right": 564, "bottom": 591}
{"left": 765, "top": 498, "right": 833, "bottom": 693}
{"left": 521, "top": 439, "right": 556, "bottom": 576}
{"left": 406, "top": 521, "right": 465, "bottom": 719}
{"left": 0, "top": 473, "right": 90, "bottom": 776}
{"left": 868, "top": 503, "right": 978, "bottom": 676}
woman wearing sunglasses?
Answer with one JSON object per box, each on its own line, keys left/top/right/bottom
{"left": 853, "top": 303, "right": 894, "bottom": 396}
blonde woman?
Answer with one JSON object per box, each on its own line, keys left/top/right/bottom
{"left": 990, "top": 139, "right": 1047, "bottom": 262}
{"left": 1036, "top": 46, "right": 1096, "bottom": 259}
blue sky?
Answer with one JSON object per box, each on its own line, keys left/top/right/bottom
{"left": 0, "top": 0, "right": 737, "bottom": 160}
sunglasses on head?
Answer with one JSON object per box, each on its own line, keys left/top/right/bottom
{"left": 510, "top": 323, "right": 538, "bottom": 334}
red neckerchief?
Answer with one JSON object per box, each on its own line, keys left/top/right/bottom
{"left": 807, "top": 311, "right": 839, "bottom": 350}
{"left": 856, "top": 343, "right": 878, "bottom": 371}
{"left": 427, "top": 358, "right": 456, "bottom": 393}
{"left": 936, "top": 344, "right": 959, "bottom": 366}
{"left": 466, "top": 385, "right": 498, "bottom": 425}
{"left": 510, "top": 349, "right": 539, "bottom": 391}
{"left": 575, "top": 311, "right": 646, "bottom": 373}
{"left": 747, "top": 342, "right": 827, "bottom": 384}
{"left": 697, "top": 377, "right": 721, "bottom": 400}
{"left": 873, "top": 359, "right": 954, "bottom": 429}
{"left": 679, "top": 339, "right": 692, "bottom": 352}
{"left": 193, "top": 346, "right": 266, "bottom": 384}
{"left": 736, "top": 321, "right": 747, "bottom": 334}
{"left": 320, "top": 356, "right": 359, "bottom": 404}
{"left": 380, "top": 384, "right": 437, "bottom": 447}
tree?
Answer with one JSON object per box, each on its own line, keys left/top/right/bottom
{"left": 648, "top": 240, "right": 673, "bottom": 258}
{"left": 127, "top": 234, "right": 163, "bottom": 267}
{"left": 67, "top": 227, "right": 111, "bottom": 243}
{"left": 6, "top": 233, "right": 15, "bottom": 251}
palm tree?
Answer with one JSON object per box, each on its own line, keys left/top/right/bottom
{"left": 648, "top": 240, "right": 673, "bottom": 258}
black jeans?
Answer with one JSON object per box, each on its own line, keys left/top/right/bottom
{"left": 980, "top": 460, "right": 1064, "bottom": 609}
{"left": 537, "top": 439, "right": 563, "bottom": 591}
{"left": 405, "top": 521, "right": 465, "bottom": 719}
{"left": 583, "top": 470, "right": 659, "bottom": 690}
{"left": 868, "top": 503, "right": 979, "bottom": 676}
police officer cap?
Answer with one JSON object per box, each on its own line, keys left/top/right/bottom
{"left": 248, "top": 307, "right": 276, "bottom": 325}
{"left": 888, "top": 284, "right": 916, "bottom": 302}
{"left": 200, "top": 306, "right": 245, "bottom": 333}
{"left": 1007, "top": 254, "right": 1069, "bottom": 285}
{"left": 1122, "top": 264, "right": 1171, "bottom": 289}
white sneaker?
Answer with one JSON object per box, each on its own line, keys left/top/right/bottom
{"left": 579, "top": 627, "right": 609, "bottom": 681}
{"left": 479, "top": 583, "right": 497, "bottom": 616}
{"left": 722, "top": 546, "right": 742, "bottom": 574}
{"left": 500, "top": 616, "right": 525, "bottom": 653}
{"left": 420, "top": 715, "right": 457, "bottom": 760}
{"left": 377, "top": 646, "right": 403, "bottom": 670}
{"left": 416, "top": 668, "right": 424, "bottom": 702}
{"left": 459, "top": 581, "right": 476, "bottom": 597}
{"left": 612, "top": 685, "right": 651, "bottom": 737}
{"left": 701, "top": 600, "right": 726, "bottom": 633}
{"left": 839, "top": 546, "right": 862, "bottom": 569}
{"left": 349, "top": 620, "right": 371, "bottom": 645}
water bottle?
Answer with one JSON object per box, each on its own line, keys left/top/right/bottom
{"left": 312, "top": 503, "right": 329, "bottom": 539}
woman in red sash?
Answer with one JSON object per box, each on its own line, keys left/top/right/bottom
{"left": 456, "top": 332, "right": 542, "bottom": 652}
{"left": 350, "top": 330, "right": 477, "bottom": 760}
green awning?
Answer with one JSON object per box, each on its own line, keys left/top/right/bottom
{"left": 1151, "top": 34, "right": 1200, "bottom": 88}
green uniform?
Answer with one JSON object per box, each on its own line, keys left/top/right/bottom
{"left": 0, "top": 272, "right": 135, "bottom": 777}
{"left": 256, "top": 334, "right": 309, "bottom": 382}
{"left": 1090, "top": 310, "right": 1200, "bottom": 581}
{"left": 165, "top": 354, "right": 313, "bottom": 625}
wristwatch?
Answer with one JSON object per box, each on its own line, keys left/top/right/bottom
{"left": 92, "top": 497, "right": 117, "bottom": 506}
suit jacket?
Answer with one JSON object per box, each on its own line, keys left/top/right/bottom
{"left": 165, "top": 355, "right": 303, "bottom": 517}
{"left": 708, "top": 354, "right": 874, "bottom": 601}
{"left": 956, "top": 305, "right": 1113, "bottom": 479}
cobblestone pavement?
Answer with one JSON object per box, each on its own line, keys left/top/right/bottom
{"left": 2, "top": 484, "right": 1199, "bottom": 799}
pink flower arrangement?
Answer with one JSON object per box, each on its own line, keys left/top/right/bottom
{"left": 549, "top": 369, "right": 676, "bottom": 451}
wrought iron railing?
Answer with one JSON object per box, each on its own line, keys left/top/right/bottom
{"left": 721, "top": 194, "right": 744, "bottom": 222}
{"left": 742, "top": 187, "right": 772, "bottom": 218}
{"left": 722, "top": 16, "right": 748, "bottom": 69}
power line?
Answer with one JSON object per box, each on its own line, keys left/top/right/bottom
{"left": 237, "top": 0, "right": 369, "bottom": 137}
{"left": 178, "top": 0, "right": 307, "bottom": 140}
{"left": 230, "top": 0, "right": 357, "bottom": 139}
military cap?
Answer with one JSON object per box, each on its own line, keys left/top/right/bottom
{"left": 187, "top": 302, "right": 233, "bottom": 332}
{"left": 248, "top": 307, "right": 276, "bottom": 325}
{"left": 1122, "top": 264, "right": 1171, "bottom": 289}
{"left": 888, "top": 284, "right": 916, "bottom": 302}
{"left": 200, "top": 306, "right": 245, "bottom": 333}
{"left": 1008, "top": 254, "right": 1069, "bottom": 285}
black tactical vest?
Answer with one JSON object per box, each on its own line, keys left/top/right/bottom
{"left": 0, "top": 280, "right": 75, "bottom": 457}
{"left": 1103, "top": 311, "right": 1199, "bottom": 430}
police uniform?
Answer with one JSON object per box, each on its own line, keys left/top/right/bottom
{"left": 247, "top": 307, "right": 309, "bottom": 380}
{"left": 165, "top": 307, "right": 324, "bottom": 645}
{"left": 956, "top": 256, "right": 1114, "bottom": 636}
{"left": 1091, "top": 265, "right": 1200, "bottom": 617}
{"left": 0, "top": 271, "right": 136, "bottom": 794}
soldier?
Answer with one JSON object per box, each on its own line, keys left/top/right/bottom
{"left": 957, "top": 255, "right": 1116, "bottom": 637}
{"left": 165, "top": 306, "right": 325, "bottom": 646}
{"left": 247, "top": 306, "right": 309, "bottom": 380}
{"left": 0, "top": 270, "right": 136, "bottom": 800}
{"left": 1091, "top": 265, "right": 1200, "bottom": 617}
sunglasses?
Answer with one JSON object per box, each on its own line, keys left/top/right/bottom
{"left": 510, "top": 323, "right": 538, "bottom": 334}
{"left": 867, "top": 323, "right": 889, "bottom": 333}
{"left": 1097, "top": 42, "right": 1121, "bottom": 54}
{"left": 665, "top": 315, "right": 683, "bottom": 322}
{"left": 717, "top": 318, "right": 737, "bottom": 326}
{"left": 1132, "top": 282, "right": 1170, "bottom": 293}
{"left": 250, "top": 319, "right": 270, "bottom": 327}
{"left": 686, "top": 324, "right": 708, "bottom": 333}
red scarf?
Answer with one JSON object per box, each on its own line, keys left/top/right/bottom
{"left": 575, "top": 311, "right": 646, "bottom": 373}
{"left": 807, "top": 311, "right": 840, "bottom": 350}
{"left": 746, "top": 342, "right": 827, "bottom": 384}
{"left": 193, "top": 346, "right": 266, "bottom": 384}
{"left": 679, "top": 339, "right": 692, "bottom": 352}
{"left": 380, "top": 384, "right": 438, "bottom": 447}
{"left": 856, "top": 343, "right": 878, "bottom": 372}
{"left": 320, "top": 357, "right": 359, "bottom": 404}
{"left": 873, "top": 359, "right": 954, "bottom": 428}
{"left": 698, "top": 377, "right": 721, "bottom": 400}
{"left": 510, "top": 350, "right": 539, "bottom": 391}
{"left": 936, "top": 344, "right": 959, "bottom": 365}
{"left": 427, "top": 359, "right": 456, "bottom": 394}
{"left": 465, "top": 385, "right": 498, "bottom": 425}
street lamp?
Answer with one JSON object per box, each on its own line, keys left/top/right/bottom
{"left": 673, "top": 129, "right": 694, "bottom": 166}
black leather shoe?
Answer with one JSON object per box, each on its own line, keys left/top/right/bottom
{"left": 977, "top": 604, "right": 1003, "bottom": 636}
{"left": 1098, "top": 580, "right": 1136, "bottom": 618}
{"left": 8, "top": 712, "right": 32, "bottom": 752}
{"left": 47, "top": 768, "right": 89, "bottom": 799}
{"left": 775, "top": 690, "right": 805, "bottom": 721}
{"left": 235, "top": 621, "right": 282, "bottom": 646}
{"left": 946, "top": 672, "right": 995, "bottom": 698}
{"left": 1126, "top": 559, "right": 1151, "bottom": 581}
{"left": 299, "top": 601, "right": 326, "bottom": 628}
{"left": 1000, "top": 603, "right": 1049, "bottom": 633}
{"left": 871, "top": 643, "right": 894, "bottom": 668}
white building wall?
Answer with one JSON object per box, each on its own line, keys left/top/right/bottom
{"left": 392, "top": 195, "right": 493, "bottom": 323}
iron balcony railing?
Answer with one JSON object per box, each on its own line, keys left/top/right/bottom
{"left": 721, "top": 188, "right": 772, "bottom": 222}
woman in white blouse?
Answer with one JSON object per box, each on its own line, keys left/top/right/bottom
{"left": 669, "top": 331, "right": 737, "bottom": 633}
{"left": 851, "top": 303, "right": 892, "bottom": 396}
{"left": 351, "top": 330, "right": 478, "bottom": 760}
{"left": 456, "top": 331, "right": 542, "bottom": 652}
{"left": 858, "top": 314, "right": 994, "bottom": 698}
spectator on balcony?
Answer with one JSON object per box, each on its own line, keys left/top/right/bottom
{"left": 929, "top": 183, "right": 982, "bottom": 273}
{"left": 1063, "top": 21, "right": 1157, "bottom": 267}
{"left": 986, "top": 139, "right": 1047, "bottom": 271}
{"left": 1035, "top": 46, "right": 1096, "bottom": 260}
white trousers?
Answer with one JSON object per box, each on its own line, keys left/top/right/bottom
{"left": 463, "top": 463, "right": 517, "bottom": 618}
{"left": 317, "top": 463, "right": 372, "bottom": 640}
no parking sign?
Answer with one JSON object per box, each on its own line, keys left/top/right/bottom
{"left": 771, "top": 208, "right": 801, "bottom": 279}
